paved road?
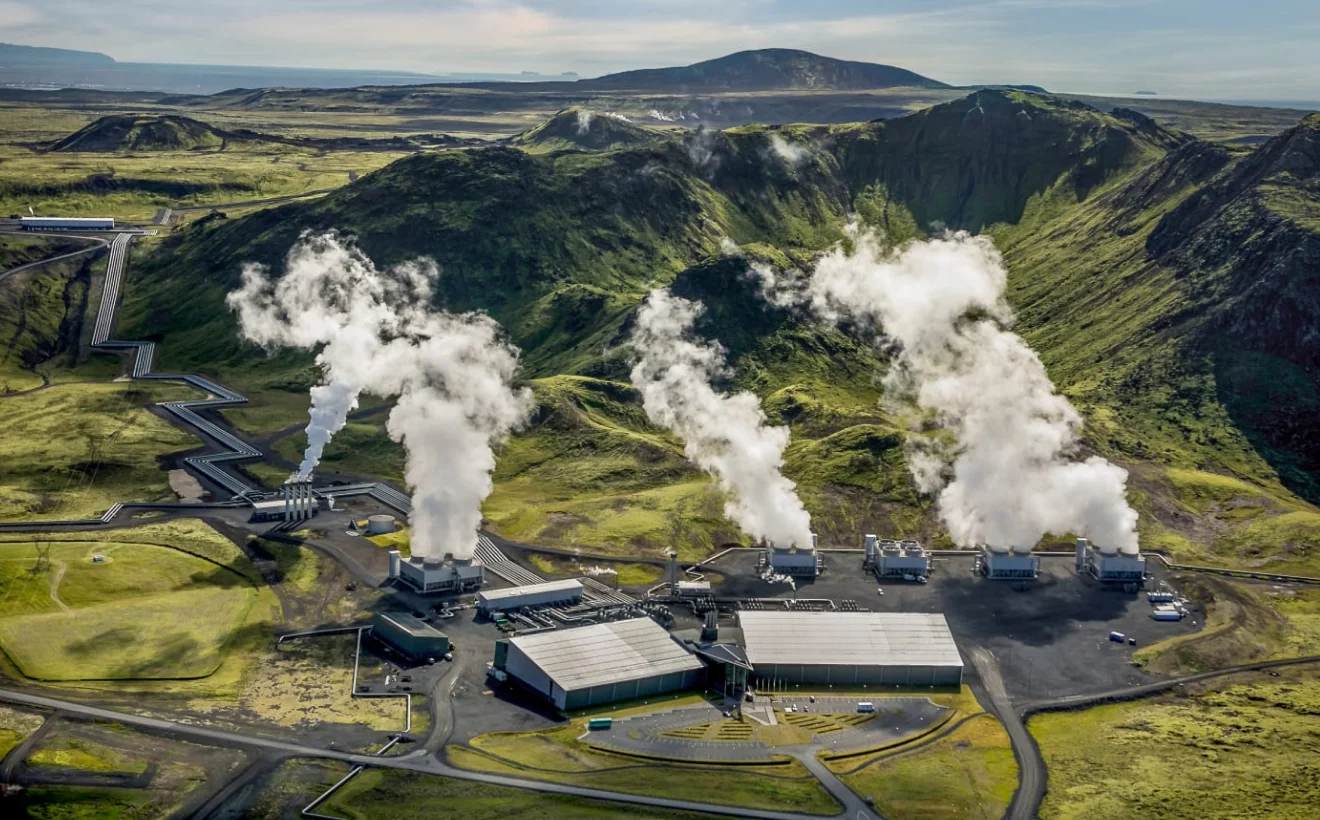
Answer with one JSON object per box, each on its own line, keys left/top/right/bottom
{"left": 968, "top": 648, "right": 1044, "bottom": 820}
{"left": 0, "top": 686, "right": 843, "bottom": 820}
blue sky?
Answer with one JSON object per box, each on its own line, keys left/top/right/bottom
{"left": 4, "top": 0, "right": 1317, "bottom": 100}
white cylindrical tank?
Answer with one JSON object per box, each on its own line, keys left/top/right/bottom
{"left": 1076, "top": 537, "right": 1089, "bottom": 570}
{"left": 388, "top": 550, "right": 402, "bottom": 578}
{"left": 366, "top": 515, "right": 396, "bottom": 535}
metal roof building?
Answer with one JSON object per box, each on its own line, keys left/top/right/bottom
{"left": 477, "top": 579, "right": 583, "bottom": 615}
{"left": 738, "top": 612, "right": 963, "bottom": 687}
{"left": 372, "top": 612, "right": 451, "bottom": 660}
{"left": 500, "top": 617, "right": 705, "bottom": 710}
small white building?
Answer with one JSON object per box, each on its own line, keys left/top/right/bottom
{"left": 478, "top": 579, "right": 583, "bottom": 615}
{"left": 979, "top": 545, "right": 1040, "bottom": 580}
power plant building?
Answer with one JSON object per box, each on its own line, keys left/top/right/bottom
{"left": 1076, "top": 538, "right": 1146, "bottom": 585}
{"left": 765, "top": 533, "right": 820, "bottom": 577}
{"left": 372, "top": 611, "right": 451, "bottom": 659}
{"left": 496, "top": 617, "right": 705, "bottom": 710}
{"left": 478, "top": 579, "right": 583, "bottom": 615}
{"left": 979, "top": 545, "right": 1040, "bottom": 580}
{"left": 393, "top": 555, "right": 484, "bottom": 595}
{"left": 866, "top": 535, "right": 930, "bottom": 579}
{"left": 738, "top": 611, "right": 963, "bottom": 686}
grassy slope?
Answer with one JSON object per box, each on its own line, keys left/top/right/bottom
{"left": 1030, "top": 669, "right": 1320, "bottom": 820}
{"left": 0, "top": 381, "right": 201, "bottom": 521}
{"left": 0, "top": 527, "right": 259, "bottom": 680}
{"left": 17, "top": 89, "right": 1316, "bottom": 571}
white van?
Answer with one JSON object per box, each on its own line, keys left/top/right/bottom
{"left": 857, "top": 702, "right": 875, "bottom": 713}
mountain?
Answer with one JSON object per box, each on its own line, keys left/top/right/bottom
{"left": 578, "top": 49, "right": 948, "bottom": 92}
{"left": 117, "top": 90, "right": 1320, "bottom": 569}
{"left": 0, "top": 42, "right": 114, "bottom": 67}
{"left": 49, "top": 114, "right": 232, "bottom": 152}
{"left": 509, "top": 108, "right": 669, "bottom": 152}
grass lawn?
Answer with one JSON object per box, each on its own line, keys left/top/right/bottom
{"left": 526, "top": 553, "right": 664, "bottom": 586}
{"left": 0, "top": 382, "right": 201, "bottom": 521}
{"left": 1030, "top": 669, "right": 1320, "bottom": 820}
{"left": 0, "top": 521, "right": 265, "bottom": 682}
{"left": 835, "top": 713, "right": 1017, "bottom": 820}
{"left": 28, "top": 736, "right": 148, "bottom": 774}
{"left": 454, "top": 702, "right": 839, "bottom": 816}
{"left": 255, "top": 764, "right": 739, "bottom": 820}
{"left": 0, "top": 586, "right": 256, "bottom": 680}
{"left": 816, "top": 687, "right": 1016, "bottom": 819}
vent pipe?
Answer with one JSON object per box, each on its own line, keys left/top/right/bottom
{"left": 667, "top": 550, "right": 678, "bottom": 594}
{"left": 388, "top": 550, "right": 402, "bottom": 579}
{"left": 1075, "top": 537, "right": 1088, "bottom": 571}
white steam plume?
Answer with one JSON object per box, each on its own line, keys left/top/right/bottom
{"left": 575, "top": 109, "right": 592, "bottom": 134}
{"left": 228, "top": 232, "right": 532, "bottom": 560}
{"left": 629, "top": 288, "right": 812, "bottom": 547}
{"left": 767, "top": 134, "right": 810, "bottom": 166}
{"left": 803, "top": 228, "right": 1140, "bottom": 553}
{"left": 226, "top": 233, "right": 430, "bottom": 479}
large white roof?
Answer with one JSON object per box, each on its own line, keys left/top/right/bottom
{"left": 508, "top": 617, "right": 703, "bottom": 692}
{"left": 738, "top": 612, "right": 962, "bottom": 669}
{"left": 478, "top": 578, "right": 582, "bottom": 603}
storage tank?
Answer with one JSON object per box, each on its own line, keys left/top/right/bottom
{"left": 388, "top": 550, "right": 402, "bottom": 579}
{"left": 366, "top": 515, "right": 396, "bottom": 535}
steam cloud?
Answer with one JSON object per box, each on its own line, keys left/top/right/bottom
{"left": 629, "top": 288, "right": 813, "bottom": 548}
{"left": 227, "top": 232, "right": 532, "bottom": 559}
{"left": 764, "top": 228, "right": 1139, "bottom": 554}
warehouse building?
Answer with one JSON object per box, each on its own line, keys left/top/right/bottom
{"left": 738, "top": 611, "right": 963, "bottom": 686}
{"left": 495, "top": 617, "right": 705, "bottom": 710}
{"left": 372, "top": 612, "right": 451, "bottom": 660}
{"left": 478, "top": 579, "right": 583, "bottom": 615}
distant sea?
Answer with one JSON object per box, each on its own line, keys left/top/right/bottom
{"left": 0, "top": 63, "right": 579, "bottom": 95}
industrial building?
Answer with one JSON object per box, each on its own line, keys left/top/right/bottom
{"left": 765, "top": 533, "right": 820, "bottom": 577}
{"left": 372, "top": 611, "right": 451, "bottom": 659}
{"left": 249, "top": 480, "right": 321, "bottom": 523}
{"left": 20, "top": 216, "right": 115, "bottom": 231}
{"left": 478, "top": 579, "right": 583, "bottom": 615}
{"left": 494, "top": 617, "right": 705, "bottom": 710}
{"left": 391, "top": 553, "right": 484, "bottom": 595}
{"left": 978, "top": 545, "right": 1040, "bottom": 580}
{"left": 1076, "top": 537, "right": 1146, "bottom": 586}
{"left": 738, "top": 611, "right": 963, "bottom": 686}
{"left": 865, "top": 535, "right": 930, "bottom": 579}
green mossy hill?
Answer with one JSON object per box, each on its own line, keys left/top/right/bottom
{"left": 118, "top": 89, "right": 1320, "bottom": 559}
{"left": 511, "top": 108, "right": 668, "bottom": 153}
{"left": 48, "top": 114, "right": 235, "bottom": 152}
{"left": 831, "top": 89, "right": 1185, "bottom": 231}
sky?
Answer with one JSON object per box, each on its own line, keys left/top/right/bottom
{"left": 4, "top": 0, "right": 1318, "bottom": 101}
